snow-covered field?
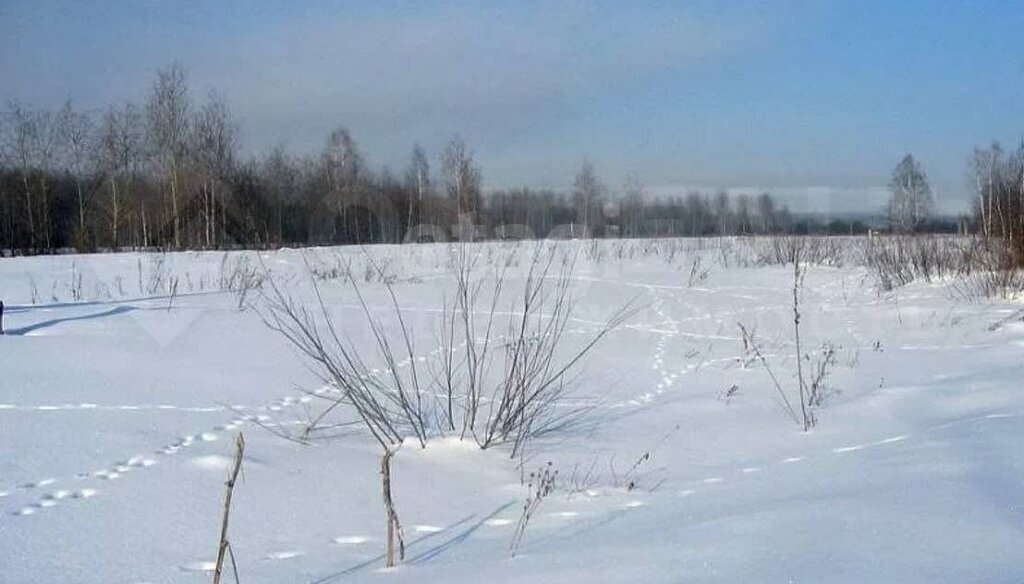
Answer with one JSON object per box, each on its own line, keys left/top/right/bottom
{"left": 1, "top": 239, "right": 1022, "bottom": 583}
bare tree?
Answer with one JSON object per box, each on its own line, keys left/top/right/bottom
{"left": 260, "top": 145, "right": 299, "bottom": 244}
{"left": 322, "top": 126, "right": 365, "bottom": 241}
{"left": 323, "top": 126, "right": 362, "bottom": 192}
{"left": 191, "top": 92, "right": 238, "bottom": 248}
{"left": 8, "top": 101, "right": 58, "bottom": 250}
{"left": 442, "top": 136, "right": 482, "bottom": 223}
{"left": 572, "top": 159, "right": 603, "bottom": 235}
{"left": 99, "top": 103, "right": 145, "bottom": 249}
{"left": 971, "top": 142, "right": 1024, "bottom": 262}
{"left": 887, "top": 154, "right": 933, "bottom": 233}
{"left": 146, "top": 63, "right": 191, "bottom": 248}
{"left": 0, "top": 115, "right": 11, "bottom": 248}
{"left": 7, "top": 101, "right": 38, "bottom": 250}
{"left": 755, "top": 192, "right": 776, "bottom": 234}
{"left": 56, "top": 100, "right": 95, "bottom": 249}
{"left": 713, "top": 190, "right": 732, "bottom": 235}
{"left": 404, "top": 143, "right": 430, "bottom": 237}
{"left": 622, "top": 174, "right": 645, "bottom": 237}
{"left": 684, "top": 191, "right": 711, "bottom": 236}
{"left": 735, "top": 193, "right": 752, "bottom": 235}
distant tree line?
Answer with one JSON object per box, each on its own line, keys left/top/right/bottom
{"left": 969, "top": 143, "right": 1024, "bottom": 262}
{"left": 884, "top": 147, "right": 1024, "bottom": 264}
{"left": 0, "top": 64, "right": 976, "bottom": 256}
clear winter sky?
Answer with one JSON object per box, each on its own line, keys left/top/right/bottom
{"left": 2, "top": 0, "right": 1022, "bottom": 213}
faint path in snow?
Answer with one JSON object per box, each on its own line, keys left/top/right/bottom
{"left": 4, "top": 305, "right": 136, "bottom": 335}
{"left": 3, "top": 289, "right": 228, "bottom": 313}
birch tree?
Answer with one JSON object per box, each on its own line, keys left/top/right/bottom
{"left": 442, "top": 136, "right": 481, "bottom": 221}
{"left": 56, "top": 100, "right": 95, "bottom": 249}
{"left": 887, "top": 154, "right": 933, "bottom": 233}
{"left": 7, "top": 102, "right": 57, "bottom": 250}
{"left": 572, "top": 159, "right": 603, "bottom": 234}
{"left": 146, "top": 63, "right": 191, "bottom": 248}
{"left": 404, "top": 143, "right": 430, "bottom": 235}
{"left": 191, "top": 92, "right": 238, "bottom": 248}
{"left": 99, "top": 103, "right": 145, "bottom": 249}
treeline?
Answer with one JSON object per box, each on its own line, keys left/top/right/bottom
{"left": 0, "top": 64, "right": 799, "bottom": 254}
{"left": 971, "top": 143, "right": 1024, "bottom": 262}
{"left": 0, "top": 63, "right": 988, "bottom": 255}
{"left": 0, "top": 64, "right": 818, "bottom": 254}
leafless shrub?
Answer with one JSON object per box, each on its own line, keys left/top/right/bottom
{"left": 220, "top": 254, "right": 265, "bottom": 310}
{"left": 952, "top": 266, "right": 1024, "bottom": 301}
{"left": 687, "top": 254, "right": 711, "bottom": 288}
{"left": 259, "top": 264, "right": 428, "bottom": 450}
{"left": 610, "top": 452, "right": 651, "bottom": 492}
{"left": 865, "top": 234, "right": 1024, "bottom": 299}
{"left": 364, "top": 257, "right": 397, "bottom": 284}
{"left": 791, "top": 257, "right": 811, "bottom": 430}
{"left": 807, "top": 342, "right": 838, "bottom": 409}
{"left": 445, "top": 243, "right": 637, "bottom": 457}
{"left": 718, "top": 384, "right": 740, "bottom": 404}
{"left": 738, "top": 323, "right": 801, "bottom": 428}
{"left": 166, "top": 276, "right": 179, "bottom": 312}
{"left": 749, "top": 236, "right": 846, "bottom": 267}
{"left": 306, "top": 254, "right": 350, "bottom": 282}
{"left": 566, "top": 458, "right": 601, "bottom": 497}
{"left": 864, "top": 235, "right": 988, "bottom": 291}
{"left": 510, "top": 462, "right": 557, "bottom": 557}
{"left": 69, "top": 261, "right": 83, "bottom": 301}
{"left": 739, "top": 254, "right": 833, "bottom": 431}
{"left": 258, "top": 244, "right": 633, "bottom": 567}
{"left": 27, "top": 274, "right": 39, "bottom": 304}
{"left": 987, "top": 307, "right": 1024, "bottom": 332}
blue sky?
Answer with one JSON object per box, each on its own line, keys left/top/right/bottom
{"left": 2, "top": 0, "right": 1022, "bottom": 212}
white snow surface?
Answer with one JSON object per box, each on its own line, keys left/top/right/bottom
{"left": 1, "top": 239, "right": 1023, "bottom": 583}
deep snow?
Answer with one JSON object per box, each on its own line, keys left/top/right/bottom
{"left": 1, "top": 239, "right": 1022, "bottom": 583}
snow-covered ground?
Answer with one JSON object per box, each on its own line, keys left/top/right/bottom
{"left": 1, "top": 239, "right": 1022, "bottom": 583}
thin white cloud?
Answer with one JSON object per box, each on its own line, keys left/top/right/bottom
{"left": 182, "top": 3, "right": 770, "bottom": 153}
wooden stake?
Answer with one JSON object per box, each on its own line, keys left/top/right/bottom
{"left": 213, "top": 433, "right": 245, "bottom": 584}
{"left": 381, "top": 448, "right": 405, "bottom": 567}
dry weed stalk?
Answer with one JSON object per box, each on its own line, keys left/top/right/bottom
{"left": 212, "top": 433, "right": 244, "bottom": 584}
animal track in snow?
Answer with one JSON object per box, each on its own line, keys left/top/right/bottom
{"left": 180, "top": 561, "right": 217, "bottom": 572}
{"left": 833, "top": 444, "right": 867, "bottom": 453}
{"left": 10, "top": 487, "right": 100, "bottom": 518}
{"left": 334, "top": 535, "right": 372, "bottom": 545}
{"left": 413, "top": 525, "right": 444, "bottom": 533}
{"left": 264, "top": 551, "right": 304, "bottom": 561}
{"left": 548, "top": 511, "right": 580, "bottom": 518}
{"left": 192, "top": 455, "right": 234, "bottom": 471}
